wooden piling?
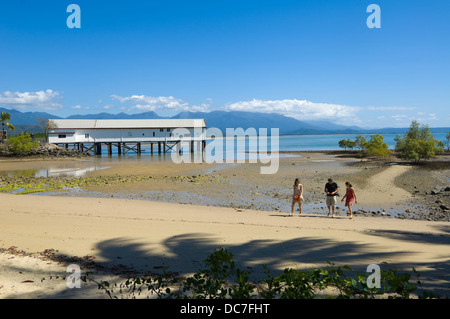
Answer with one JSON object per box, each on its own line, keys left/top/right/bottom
{"left": 95, "top": 143, "right": 102, "bottom": 155}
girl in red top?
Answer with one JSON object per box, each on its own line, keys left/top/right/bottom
{"left": 341, "top": 182, "right": 357, "bottom": 219}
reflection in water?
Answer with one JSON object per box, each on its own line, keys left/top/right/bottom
{"left": 0, "top": 166, "right": 109, "bottom": 178}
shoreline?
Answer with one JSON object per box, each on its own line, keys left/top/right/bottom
{"left": 0, "top": 150, "right": 448, "bottom": 221}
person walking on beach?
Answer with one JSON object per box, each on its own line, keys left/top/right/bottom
{"left": 341, "top": 182, "right": 357, "bottom": 219}
{"left": 291, "top": 178, "right": 303, "bottom": 217}
{"left": 324, "top": 178, "right": 339, "bottom": 217}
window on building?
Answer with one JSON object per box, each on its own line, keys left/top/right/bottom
{"left": 167, "top": 128, "right": 171, "bottom": 132}
{"left": 159, "top": 128, "right": 164, "bottom": 132}
{"left": 85, "top": 134, "right": 89, "bottom": 138}
{"left": 153, "top": 132, "right": 155, "bottom": 137}
{"left": 58, "top": 134, "right": 66, "bottom": 139}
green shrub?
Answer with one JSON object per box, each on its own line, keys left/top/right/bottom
{"left": 93, "top": 248, "right": 441, "bottom": 299}
{"left": 365, "top": 134, "right": 391, "bottom": 157}
{"left": 6, "top": 133, "right": 39, "bottom": 155}
{"left": 395, "top": 121, "right": 444, "bottom": 163}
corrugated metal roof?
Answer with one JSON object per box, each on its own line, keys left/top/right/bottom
{"left": 50, "top": 119, "right": 206, "bottom": 129}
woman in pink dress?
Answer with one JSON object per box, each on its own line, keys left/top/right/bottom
{"left": 341, "top": 182, "right": 357, "bottom": 219}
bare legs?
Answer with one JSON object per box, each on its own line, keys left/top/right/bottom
{"left": 348, "top": 204, "right": 353, "bottom": 219}
{"left": 291, "top": 201, "right": 302, "bottom": 216}
{"left": 327, "top": 205, "right": 335, "bottom": 217}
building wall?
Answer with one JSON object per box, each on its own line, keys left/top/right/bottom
{"left": 48, "top": 128, "right": 205, "bottom": 144}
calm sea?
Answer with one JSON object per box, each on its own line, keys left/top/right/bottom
{"left": 1, "top": 133, "right": 446, "bottom": 178}
{"left": 89, "top": 133, "right": 448, "bottom": 155}
{"left": 278, "top": 133, "right": 447, "bottom": 151}
{"left": 220, "top": 133, "right": 448, "bottom": 152}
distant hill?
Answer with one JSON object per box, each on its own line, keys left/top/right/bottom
{"left": 172, "top": 110, "right": 331, "bottom": 134}
{"left": 361, "top": 127, "right": 450, "bottom": 134}
{"left": 0, "top": 107, "right": 62, "bottom": 126}
{"left": 1, "top": 107, "right": 449, "bottom": 136}
{"left": 65, "top": 111, "right": 163, "bottom": 120}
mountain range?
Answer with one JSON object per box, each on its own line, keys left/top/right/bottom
{"left": 1, "top": 107, "right": 449, "bottom": 136}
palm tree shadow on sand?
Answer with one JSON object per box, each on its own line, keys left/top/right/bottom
{"left": 22, "top": 228, "right": 449, "bottom": 298}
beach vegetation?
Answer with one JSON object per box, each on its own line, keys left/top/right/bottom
{"left": 6, "top": 132, "right": 39, "bottom": 156}
{"left": 338, "top": 139, "right": 356, "bottom": 151}
{"left": 364, "top": 134, "right": 391, "bottom": 157}
{"left": 338, "top": 134, "right": 390, "bottom": 158}
{"left": 95, "top": 247, "right": 440, "bottom": 299}
{"left": 1, "top": 111, "right": 15, "bottom": 143}
{"left": 395, "top": 121, "right": 444, "bottom": 163}
{"left": 36, "top": 118, "right": 58, "bottom": 143}
{"left": 354, "top": 135, "right": 367, "bottom": 152}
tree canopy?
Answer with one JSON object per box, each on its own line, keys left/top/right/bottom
{"left": 339, "top": 134, "right": 390, "bottom": 157}
{"left": 395, "top": 120, "right": 444, "bottom": 163}
{"left": 1, "top": 111, "right": 15, "bottom": 142}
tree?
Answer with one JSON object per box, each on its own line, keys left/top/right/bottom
{"left": 36, "top": 118, "right": 58, "bottom": 143}
{"left": 395, "top": 120, "right": 444, "bottom": 163}
{"left": 339, "top": 139, "right": 357, "bottom": 151}
{"left": 354, "top": 135, "right": 367, "bottom": 152}
{"left": 365, "top": 134, "right": 391, "bottom": 157}
{"left": 339, "top": 139, "right": 349, "bottom": 150}
{"left": 6, "top": 132, "right": 39, "bottom": 155}
{"left": 1, "top": 111, "right": 15, "bottom": 143}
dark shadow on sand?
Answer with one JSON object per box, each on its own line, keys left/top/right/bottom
{"left": 32, "top": 228, "right": 450, "bottom": 298}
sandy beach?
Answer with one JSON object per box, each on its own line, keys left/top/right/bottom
{"left": 0, "top": 151, "right": 449, "bottom": 298}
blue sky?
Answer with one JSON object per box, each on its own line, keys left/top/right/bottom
{"left": 0, "top": 0, "right": 449, "bottom": 128}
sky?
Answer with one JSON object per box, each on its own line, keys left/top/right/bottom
{"left": 0, "top": 0, "right": 449, "bottom": 128}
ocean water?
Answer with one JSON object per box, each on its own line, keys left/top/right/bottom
{"left": 0, "top": 133, "right": 447, "bottom": 178}
{"left": 208, "top": 132, "right": 448, "bottom": 153}
{"left": 45, "top": 132, "right": 449, "bottom": 159}
{"left": 83, "top": 132, "right": 448, "bottom": 155}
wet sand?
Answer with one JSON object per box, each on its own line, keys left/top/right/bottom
{"left": 58, "top": 151, "right": 450, "bottom": 220}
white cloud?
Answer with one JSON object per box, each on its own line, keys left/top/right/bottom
{"left": 392, "top": 115, "right": 408, "bottom": 119}
{"left": 224, "top": 98, "right": 359, "bottom": 122}
{"left": 417, "top": 113, "right": 438, "bottom": 123}
{"left": 111, "top": 94, "right": 210, "bottom": 112}
{"left": 367, "top": 106, "right": 416, "bottom": 111}
{"left": 0, "top": 89, "right": 63, "bottom": 110}
{"left": 72, "top": 105, "right": 90, "bottom": 110}
{"left": 189, "top": 103, "right": 211, "bottom": 112}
